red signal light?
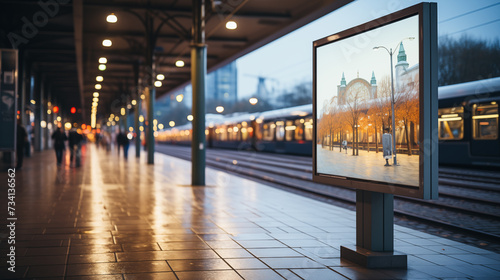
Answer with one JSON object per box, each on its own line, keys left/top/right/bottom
{"left": 71, "top": 107, "right": 76, "bottom": 114}
{"left": 53, "top": 106, "right": 59, "bottom": 113}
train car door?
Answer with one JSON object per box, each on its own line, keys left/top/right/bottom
{"left": 469, "top": 102, "right": 499, "bottom": 159}
{"left": 275, "top": 120, "right": 286, "bottom": 152}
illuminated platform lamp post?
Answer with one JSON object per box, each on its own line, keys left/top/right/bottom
{"left": 373, "top": 37, "right": 414, "bottom": 166}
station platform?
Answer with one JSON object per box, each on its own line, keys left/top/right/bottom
{"left": 1, "top": 144, "right": 500, "bottom": 279}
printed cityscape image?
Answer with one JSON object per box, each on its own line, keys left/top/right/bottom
{"left": 316, "top": 15, "right": 420, "bottom": 187}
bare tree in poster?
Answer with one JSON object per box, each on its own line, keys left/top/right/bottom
{"left": 367, "top": 76, "right": 392, "bottom": 152}
{"left": 327, "top": 96, "right": 342, "bottom": 151}
{"left": 318, "top": 99, "right": 331, "bottom": 147}
{"left": 396, "top": 75, "right": 419, "bottom": 155}
{"left": 344, "top": 85, "right": 368, "bottom": 156}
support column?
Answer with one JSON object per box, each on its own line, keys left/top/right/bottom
{"left": 340, "top": 190, "right": 406, "bottom": 268}
{"left": 134, "top": 63, "right": 141, "bottom": 158}
{"left": 34, "top": 74, "right": 43, "bottom": 151}
{"left": 19, "top": 51, "right": 27, "bottom": 126}
{"left": 191, "top": 0, "right": 206, "bottom": 186}
{"left": 146, "top": 15, "right": 155, "bottom": 165}
{"left": 43, "top": 85, "right": 50, "bottom": 150}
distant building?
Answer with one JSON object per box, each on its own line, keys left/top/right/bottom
{"left": 206, "top": 61, "right": 238, "bottom": 105}
{"left": 336, "top": 42, "right": 418, "bottom": 105}
{"left": 337, "top": 71, "right": 377, "bottom": 105}
{"left": 395, "top": 42, "right": 419, "bottom": 93}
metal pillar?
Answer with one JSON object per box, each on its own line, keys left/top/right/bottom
{"left": 43, "top": 85, "right": 50, "bottom": 150}
{"left": 19, "top": 52, "right": 27, "bottom": 126}
{"left": 191, "top": 0, "right": 206, "bottom": 186}
{"left": 146, "top": 14, "right": 155, "bottom": 165}
{"left": 34, "top": 74, "right": 43, "bottom": 151}
{"left": 134, "top": 63, "right": 141, "bottom": 158}
{"left": 340, "top": 190, "right": 406, "bottom": 268}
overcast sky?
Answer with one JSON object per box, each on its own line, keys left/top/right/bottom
{"left": 236, "top": 0, "right": 500, "bottom": 98}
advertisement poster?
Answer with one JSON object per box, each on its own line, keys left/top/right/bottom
{"left": 0, "top": 49, "right": 18, "bottom": 151}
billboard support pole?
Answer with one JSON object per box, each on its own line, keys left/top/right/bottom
{"left": 341, "top": 190, "right": 406, "bottom": 268}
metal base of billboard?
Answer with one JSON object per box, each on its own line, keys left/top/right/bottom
{"left": 340, "top": 190, "right": 407, "bottom": 268}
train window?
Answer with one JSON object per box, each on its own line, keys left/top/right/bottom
{"left": 295, "top": 119, "right": 305, "bottom": 140}
{"left": 228, "top": 125, "right": 239, "bottom": 141}
{"left": 285, "top": 120, "right": 294, "bottom": 141}
{"left": 263, "top": 122, "right": 275, "bottom": 141}
{"left": 305, "top": 118, "right": 313, "bottom": 141}
{"left": 438, "top": 107, "right": 464, "bottom": 140}
{"left": 255, "top": 123, "right": 262, "bottom": 140}
{"left": 472, "top": 103, "right": 498, "bottom": 140}
{"left": 217, "top": 126, "right": 227, "bottom": 141}
{"left": 241, "top": 122, "right": 248, "bottom": 141}
{"left": 276, "top": 121, "right": 285, "bottom": 141}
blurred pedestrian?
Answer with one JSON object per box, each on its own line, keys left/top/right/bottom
{"left": 68, "top": 128, "right": 83, "bottom": 167}
{"left": 51, "top": 127, "right": 67, "bottom": 166}
{"left": 16, "top": 119, "right": 28, "bottom": 169}
{"left": 117, "top": 130, "right": 130, "bottom": 159}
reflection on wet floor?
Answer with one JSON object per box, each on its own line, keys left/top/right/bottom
{"left": 0, "top": 144, "right": 499, "bottom": 279}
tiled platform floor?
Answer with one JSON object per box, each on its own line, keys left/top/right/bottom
{"left": 1, "top": 144, "right": 500, "bottom": 279}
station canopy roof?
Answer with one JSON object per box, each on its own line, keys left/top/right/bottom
{"left": 0, "top": 0, "right": 352, "bottom": 122}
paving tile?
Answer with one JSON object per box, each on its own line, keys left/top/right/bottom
{"left": 378, "top": 268, "right": 436, "bottom": 279}
{"left": 449, "top": 254, "right": 500, "bottom": 265}
{"left": 225, "top": 258, "right": 268, "bottom": 269}
{"left": 175, "top": 270, "right": 243, "bottom": 280}
{"left": 116, "top": 250, "right": 220, "bottom": 261}
{"left": 206, "top": 240, "right": 243, "bottom": 249}
{"left": 411, "top": 265, "right": 472, "bottom": 278}
{"left": 124, "top": 272, "right": 178, "bottom": 280}
{"left": 237, "top": 239, "right": 286, "bottom": 248}
{"left": 248, "top": 248, "right": 303, "bottom": 258}
{"left": 68, "top": 253, "right": 117, "bottom": 264}
{"left": 0, "top": 266, "right": 28, "bottom": 279}
{"left": 275, "top": 269, "right": 303, "bottom": 280}
{"left": 70, "top": 244, "right": 123, "bottom": 255}
{"left": 280, "top": 239, "right": 329, "bottom": 248}
{"left": 17, "top": 255, "right": 67, "bottom": 266}
{"left": 121, "top": 243, "right": 161, "bottom": 252}
{"left": 25, "top": 264, "right": 66, "bottom": 278}
{"left": 215, "top": 248, "right": 254, "bottom": 259}
{"left": 446, "top": 264, "right": 500, "bottom": 277}
{"left": 66, "top": 261, "right": 171, "bottom": 276}
{"left": 66, "top": 275, "right": 124, "bottom": 280}
{"left": 332, "top": 266, "right": 396, "bottom": 279}
{"left": 168, "top": 259, "right": 231, "bottom": 271}
{"left": 260, "top": 257, "right": 324, "bottom": 269}
{"left": 414, "top": 254, "right": 470, "bottom": 266}
{"left": 24, "top": 247, "right": 69, "bottom": 256}
{"left": 238, "top": 269, "right": 286, "bottom": 280}
{"left": 158, "top": 241, "right": 210, "bottom": 250}
{"left": 292, "top": 268, "right": 349, "bottom": 279}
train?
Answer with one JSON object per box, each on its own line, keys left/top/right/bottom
{"left": 156, "top": 77, "right": 500, "bottom": 167}
{"left": 438, "top": 77, "right": 500, "bottom": 167}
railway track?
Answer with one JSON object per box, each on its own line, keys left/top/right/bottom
{"left": 156, "top": 144, "right": 500, "bottom": 249}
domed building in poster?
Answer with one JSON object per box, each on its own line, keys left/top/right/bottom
{"left": 336, "top": 42, "right": 418, "bottom": 105}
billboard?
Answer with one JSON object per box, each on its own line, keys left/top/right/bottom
{"left": 0, "top": 49, "right": 18, "bottom": 151}
{"left": 313, "top": 3, "right": 438, "bottom": 199}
